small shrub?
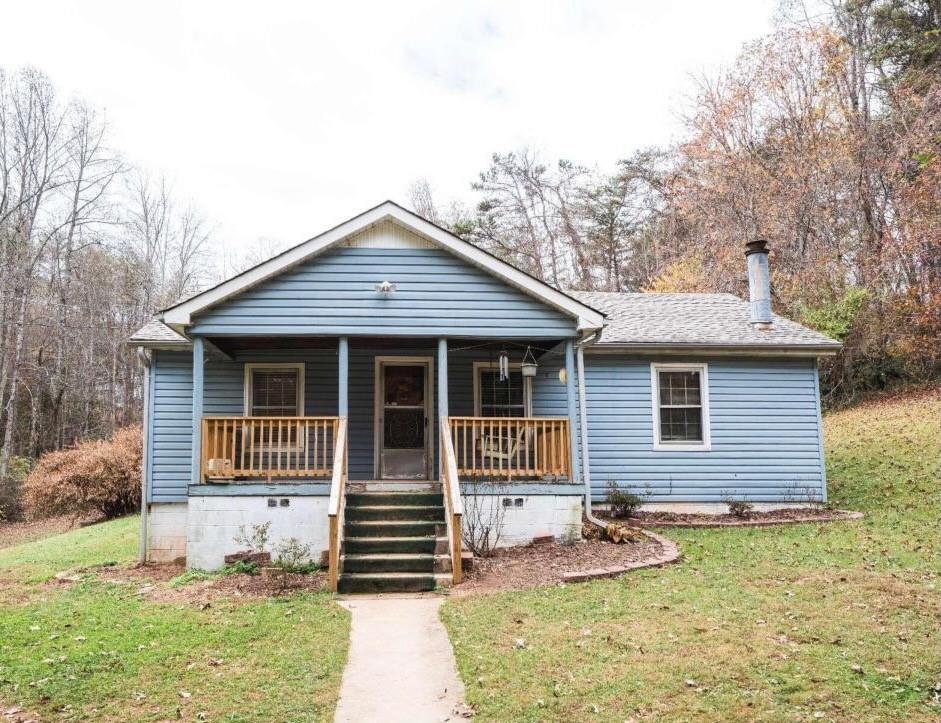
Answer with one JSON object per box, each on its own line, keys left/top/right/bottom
{"left": 726, "top": 499, "right": 754, "bottom": 518}
{"left": 274, "top": 537, "right": 317, "bottom": 573}
{"left": 170, "top": 569, "right": 216, "bottom": 587}
{"left": 233, "top": 522, "right": 271, "bottom": 553}
{"left": 23, "top": 427, "right": 141, "bottom": 520}
{"left": 222, "top": 560, "right": 259, "bottom": 576}
{"left": 461, "top": 477, "right": 507, "bottom": 558}
{"left": 606, "top": 482, "right": 642, "bottom": 518}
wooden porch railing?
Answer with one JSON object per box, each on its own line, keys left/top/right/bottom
{"left": 200, "top": 416, "right": 340, "bottom": 481}
{"left": 439, "top": 417, "right": 464, "bottom": 585}
{"left": 327, "top": 418, "right": 348, "bottom": 593}
{"left": 447, "top": 416, "right": 572, "bottom": 481}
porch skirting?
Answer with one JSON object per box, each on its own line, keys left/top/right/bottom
{"left": 148, "top": 485, "right": 586, "bottom": 568}
{"left": 186, "top": 494, "right": 330, "bottom": 570}
{"left": 465, "top": 492, "right": 583, "bottom": 547}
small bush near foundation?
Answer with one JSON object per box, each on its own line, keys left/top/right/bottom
{"left": 274, "top": 537, "right": 317, "bottom": 573}
{"left": 170, "top": 569, "right": 216, "bottom": 587}
{"left": 23, "top": 426, "right": 141, "bottom": 520}
{"left": 606, "top": 482, "right": 642, "bottom": 518}
{"left": 726, "top": 499, "right": 754, "bottom": 518}
{"left": 222, "top": 560, "right": 259, "bottom": 575}
{"left": 233, "top": 522, "right": 271, "bottom": 553}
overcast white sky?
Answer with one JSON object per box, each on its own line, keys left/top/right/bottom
{"left": 3, "top": 1, "right": 778, "bottom": 252}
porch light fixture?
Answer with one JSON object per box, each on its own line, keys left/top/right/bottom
{"left": 374, "top": 280, "right": 396, "bottom": 295}
{"left": 521, "top": 346, "right": 538, "bottom": 378}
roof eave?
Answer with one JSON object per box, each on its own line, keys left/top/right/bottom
{"left": 586, "top": 342, "right": 842, "bottom": 357}
{"left": 129, "top": 340, "right": 193, "bottom": 351}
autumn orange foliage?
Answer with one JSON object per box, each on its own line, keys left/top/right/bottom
{"left": 24, "top": 426, "right": 142, "bottom": 520}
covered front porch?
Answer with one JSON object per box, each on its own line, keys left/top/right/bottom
{"left": 189, "top": 335, "right": 580, "bottom": 487}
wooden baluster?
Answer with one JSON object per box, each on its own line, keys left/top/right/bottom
{"left": 313, "top": 419, "right": 319, "bottom": 476}
{"left": 229, "top": 419, "right": 236, "bottom": 474}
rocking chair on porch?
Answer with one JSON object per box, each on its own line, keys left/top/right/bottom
{"left": 477, "top": 425, "right": 527, "bottom": 469}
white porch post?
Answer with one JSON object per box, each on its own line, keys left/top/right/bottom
{"left": 564, "top": 338, "right": 581, "bottom": 482}
{"left": 338, "top": 336, "right": 349, "bottom": 417}
{"left": 437, "top": 338, "right": 448, "bottom": 478}
{"left": 191, "top": 336, "right": 204, "bottom": 485}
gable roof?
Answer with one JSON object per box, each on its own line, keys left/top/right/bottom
{"left": 161, "top": 201, "right": 606, "bottom": 333}
{"left": 571, "top": 291, "right": 841, "bottom": 355}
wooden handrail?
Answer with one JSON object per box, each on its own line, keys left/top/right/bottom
{"left": 201, "top": 416, "right": 340, "bottom": 481}
{"left": 327, "top": 417, "right": 348, "bottom": 593}
{"left": 439, "top": 416, "right": 463, "bottom": 585}
{"left": 446, "top": 416, "right": 572, "bottom": 481}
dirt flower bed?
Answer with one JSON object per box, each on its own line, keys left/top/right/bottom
{"left": 453, "top": 535, "right": 665, "bottom": 596}
{"left": 610, "top": 507, "right": 862, "bottom": 528}
{"left": 90, "top": 562, "right": 328, "bottom": 605}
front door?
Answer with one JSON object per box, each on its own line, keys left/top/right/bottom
{"left": 376, "top": 358, "right": 432, "bottom": 479}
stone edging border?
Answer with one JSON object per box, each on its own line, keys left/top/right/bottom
{"left": 625, "top": 510, "right": 864, "bottom": 529}
{"left": 561, "top": 529, "right": 682, "bottom": 584}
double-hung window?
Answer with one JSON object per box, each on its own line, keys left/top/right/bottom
{"left": 474, "top": 363, "right": 530, "bottom": 418}
{"left": 244, "top": 363, "right": 305, "bottom": 447}
{"left": 651, "top": 363, "right": 711, "bottom": 451}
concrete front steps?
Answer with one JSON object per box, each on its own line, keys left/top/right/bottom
{"left": 338, "top": 488, "right": 451, "bottom": 594}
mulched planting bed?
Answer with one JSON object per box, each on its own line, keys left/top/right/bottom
{"left": 90, "top": 562, "right": 328, "bottom": 605}
{"left": 453, "top": 535, "right": 666, "bottom": 596}
{"left": 609, "top": 507, "right": 862, "bottom": 528}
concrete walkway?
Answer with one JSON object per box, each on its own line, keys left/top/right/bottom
{"left": 335, "top": 595, "right": 469, "bottom": 722}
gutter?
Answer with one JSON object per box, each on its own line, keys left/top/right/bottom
{"left": 575, "top": 332, "right": 607, "bottom": 531}
{"left": 136, "top": 348, "right": 152, "bottom": 564}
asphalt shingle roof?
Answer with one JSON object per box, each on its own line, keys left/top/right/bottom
{"left": 129, "top": 292, "right": 839, "bottom": 352}
{"left": 569, "top": 291, "right": 841, "bottom": 350}
{"left": 128, "top": 320, "right": 190, "bottom": 347}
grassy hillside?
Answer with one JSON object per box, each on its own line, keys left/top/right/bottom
{"left": 441, "top": 390, "right": 940, "bottom": 722}
{"left": 0, "top": 517, "right": 349, "bottom": 721}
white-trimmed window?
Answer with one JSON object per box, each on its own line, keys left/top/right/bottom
{"left": 473, "top": 362, "right": 532, "bottom": 418}
{"left": 244, "top": 363, "right": 305, "bottom": 417}
{"left": 651, "top": 363, "right": 711, "bottom": 451}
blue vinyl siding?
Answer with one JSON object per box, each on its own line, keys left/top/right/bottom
{"left": 148, "top": 346, "right": 824, "bottom": 504}
{"left": 188, "top": 247, "right": 577, "bottom": 338}
{"left": 581, "top": 355, "right": 826, "bottom": 503}
{"left": 149, "top": 351, "right": 194, "bottom": 503}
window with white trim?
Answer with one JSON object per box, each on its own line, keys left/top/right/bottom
{"left": 245, "top": 364, "right": 305, "bottom": 417}
{"left": 474, "top": 363, "right": 531, "bottom": 418}
{"left": 651, "top": 363, "right": 710, "bottom": 450}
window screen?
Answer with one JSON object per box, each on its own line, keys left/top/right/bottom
{"left": 479, "top": 369, "right": 526, "bottom": 418}
{"left": 250, "top": 368, "right": 300, "bottom": 417}
{"left": 657, "top": 370, "right": 703, "bottom": 442}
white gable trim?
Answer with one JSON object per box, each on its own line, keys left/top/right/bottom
{"left": 162, "top": 201, "right": 605, "bottom": 332}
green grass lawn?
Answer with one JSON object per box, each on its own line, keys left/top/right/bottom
{"left": 0, "top": 518, "right": 350, "bottom": 721}
{"left": 441, "top": 390, "right": 941, "bottom": 722}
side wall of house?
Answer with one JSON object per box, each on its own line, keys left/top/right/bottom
{"left": 578, "top": 355, "right": 826, "bottom": 504}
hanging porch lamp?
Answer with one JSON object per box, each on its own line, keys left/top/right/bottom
{"left": 521, "top": 346, "right": 538, "bottom": 378}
